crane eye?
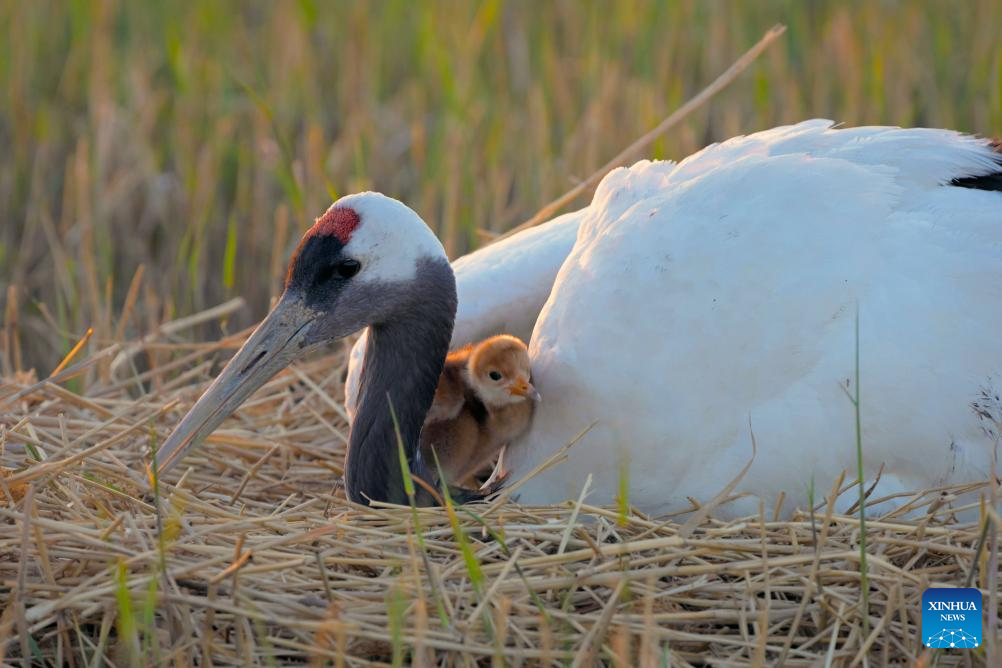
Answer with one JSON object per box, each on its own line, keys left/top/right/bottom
{"left": 317, "top": 259, "right": 361, "bottom": 284}
{"left": 335, "top": 258, "right": 361, "bottom": 278}
{"left": 489, "top": 370, "right": 502, "bottom": 381}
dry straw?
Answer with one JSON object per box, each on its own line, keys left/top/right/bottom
{"left": 1, "top": 314, "right": 999, "bottom": 666}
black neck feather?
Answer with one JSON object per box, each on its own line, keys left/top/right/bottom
{"left": 346, "top": 260, "right": 457, "bottom": 505}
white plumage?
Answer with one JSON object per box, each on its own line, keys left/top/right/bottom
{"left": 347, "top": 120, "right": 1002, "bottom": 515}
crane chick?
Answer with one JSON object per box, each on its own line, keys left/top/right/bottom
{"left": 421, "top": 334, "right": 539, "bottom": 490}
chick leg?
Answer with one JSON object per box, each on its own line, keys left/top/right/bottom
{"left": 479, "top": 445, "right": 509, "bottom": 492}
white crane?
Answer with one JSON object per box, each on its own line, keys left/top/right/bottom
{"left": 160, "top": 120, "right": 1002, "bottom": 516}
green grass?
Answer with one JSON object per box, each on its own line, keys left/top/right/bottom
{"left": 113, "top": 559, "right": 139, "bottom": 664}
{"left": 431, "top": 450, "right": 486, "bottom": 598}
{"left": 841, "top": 306, "right": 870, "bottom": 638}
{"left": 387, "top": 582, "right": 408, "bottom": 668}
{"left": 2, "top": 1, "right": 1001, "bottom": 371}
{"left": 388, "top": 396, "right": 450, "bottom": 627}
{"left": 852, "top": 308, "right": 869, "bottom": 640}
{"left": 616, "top": 451, "right": 630, "bottom": 526}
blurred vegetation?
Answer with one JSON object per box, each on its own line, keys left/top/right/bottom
{"left": 2, "top": 0, "right": 1001, "bottom": 372}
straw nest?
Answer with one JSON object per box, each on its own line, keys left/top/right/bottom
{"left": 1, "top": 322, "right": 999, "bottom": 667}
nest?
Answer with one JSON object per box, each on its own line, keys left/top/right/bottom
{"left": 1, "top": 328, "right": 999, "bottom": 666}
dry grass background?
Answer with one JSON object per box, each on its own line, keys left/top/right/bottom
{"left": 3, "top": 0, "right": 1002, "bottom": 373}
{"left": 3, "top": 0, "right": 1002, "bottom": 665}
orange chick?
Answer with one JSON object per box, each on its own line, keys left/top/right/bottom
{"left": 421, "top": 334, "right": 539, "bottom": 489}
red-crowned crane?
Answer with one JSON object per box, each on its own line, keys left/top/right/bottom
{"left": 158, "top": 120, "right": 1002, "bottom": 516}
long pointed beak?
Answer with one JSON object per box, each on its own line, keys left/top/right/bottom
{"left": 156, "top": 293, "right": 318, "bottom": 476}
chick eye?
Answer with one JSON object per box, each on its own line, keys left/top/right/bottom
{"left": 489, "top": 370, "right": 502, "bottom": 381}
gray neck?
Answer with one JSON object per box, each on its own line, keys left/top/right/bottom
{"left": 346, "top": 260, "right": 456, "bottom": 505}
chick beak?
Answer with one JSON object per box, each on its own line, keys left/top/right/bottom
{"left": 510, "top": 377, "right": 541, "bottom": 402}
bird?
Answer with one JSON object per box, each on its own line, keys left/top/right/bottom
{"left": 422, "top": 343, "right": 474, "bottom": 425}
{"left": 157, "top": 120, "right": 1002, "bottom": 517}
{"left": 420, "top": 334, "right": 539, "bottom": 489}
